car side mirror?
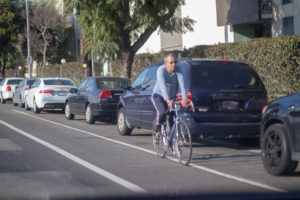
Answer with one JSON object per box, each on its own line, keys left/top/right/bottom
{"left": 69, "top": 88, "right": 78, "bottom": 93}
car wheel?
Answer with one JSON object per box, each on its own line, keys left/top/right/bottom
{"left": 85, "top": 104, "right": 95, "bottom": 124}
{"left": 65, "top": 102, "right": 74, "bottom": 120}
{"left": 24, "top": 100, "right": 30, "bottom": 111}
{"left": 12, "top": 95, "right": 18, "bottom": 106}
{"left": 117, "top": 107, "right": 132, "bottom": 136}
{"left": 33, "top": 100, "right": 41, "bottom": 114}
{"left": 0, "top": 93, "right": 6, "bottom": 104}
{"left": 261, "top": 124, "right": 298, "bottom": 175}
{"left": 19, "top": 96, "right": 24, "bottom": 108}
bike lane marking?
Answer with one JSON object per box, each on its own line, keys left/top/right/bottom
{"left": 12, "top": 109, "right": 287, "bottom": 193}
{"left": 0, "top": 119, "right": 146, "bottom": 194}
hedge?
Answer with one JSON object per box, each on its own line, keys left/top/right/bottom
{"left": 200, "top": 36, "right": 300, "bottom": 99}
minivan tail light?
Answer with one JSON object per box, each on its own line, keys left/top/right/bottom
{"left": 25, "top": 88, "right": 29, "bottom": 90}
{"left": 178, "top": 90, "right": 192, "bottom": 101}
{"left": 98, "top": 90, "right": 112, "bottom": 99}
{"left": 265, "top": 93, "right": 269, "bottom": 105}
{"left": 6, "top": 86, "right": 11, "bottom": 91}
{"left": 39, "top": 89, "right": 54, "bottom": 94}
{"left": 217, "top": 61, "right": 229, "bottom": 65}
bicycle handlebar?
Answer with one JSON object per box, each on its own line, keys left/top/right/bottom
{"left": 167, "top": 99, "right": 195, "bottom": 112}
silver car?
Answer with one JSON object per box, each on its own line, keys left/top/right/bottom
{"left": 25, "top": 77, "right": 76, "bottom": 113}
{"left": 0, "top": 77, "right": 24, "bottom": 104}
{"left": 12, "top": 78, "right": 36, "bottom": 107}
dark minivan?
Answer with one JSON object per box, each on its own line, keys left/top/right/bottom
{"left": 117, "top": 58, "right": 268, "bottom": 142}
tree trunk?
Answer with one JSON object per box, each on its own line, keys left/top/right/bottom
{"left": 0, "top": 51, "right": 6, "bottom": 78}
{"left": 43, "top": 40, "right": 47, "bottom": 67}
{"left": 120, "top": 50, "right": 134, "bottom": 79}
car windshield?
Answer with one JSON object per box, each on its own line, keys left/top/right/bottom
{"left": 191, "top": 63, "right": 264, "bottom": 89}
{"left": 7, "top": 79, "right": 23, "bottom": 85}
{"left": 96, "top": 79, "right": 129, "bottom": 89}
{"left": 43, "top": 79, "right": 74, "bottom": 86}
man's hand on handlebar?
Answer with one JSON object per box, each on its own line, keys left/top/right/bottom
{"left": 181, "top": 99, "right": 189, "bottom": 108}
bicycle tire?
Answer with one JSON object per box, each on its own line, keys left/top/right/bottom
{"left": 174, "top": 120, "right": 192, "bottom": 165}
{"left": 152, "top": 124, "right": 168, "bottom": 158}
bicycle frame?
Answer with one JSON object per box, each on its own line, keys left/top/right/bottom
{"left": 165, "top": 103, "right": 180, "bottom": 147}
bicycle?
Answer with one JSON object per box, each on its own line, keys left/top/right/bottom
{"left": 152, "top": 99, "right": 195, "bottom": 165}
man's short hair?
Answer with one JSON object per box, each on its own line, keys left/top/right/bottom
{"left": 164, "top": 53, "right": 177, "bottom": 62}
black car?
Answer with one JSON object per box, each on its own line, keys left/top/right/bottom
{"left": 117, "top": 58, "right": 268, "bottom": 143}
{"left": 260, "top": 91, "right": 300, "bottom": 175}
{"left": 65, "top": 76, "right": 131, "bottom": 124}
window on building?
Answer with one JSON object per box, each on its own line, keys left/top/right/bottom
{"left": 282, "top": 0, "right": 292, "bottom": 5}
{"left": 283, "top": 16, "right": 294, "bottom": 35}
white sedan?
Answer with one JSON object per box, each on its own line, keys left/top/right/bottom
{"left": 25, "top": 77, "right": 76, "bottom": 113}
{"left": 0, "top": 77, "right": 24, "bottom": 104}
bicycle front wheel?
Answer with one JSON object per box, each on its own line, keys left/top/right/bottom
{"left": 174, "top": 120, "right": 192, "bottom": 165}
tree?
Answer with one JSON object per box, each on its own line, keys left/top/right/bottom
{"left": 30, "top": 3, "right": 64, "bottom": 67}
{"left": 0, "top": 0, "right": 24, "bottom": 77}
{"left": 65, "top": 0, "right": 194, "bottom": 78}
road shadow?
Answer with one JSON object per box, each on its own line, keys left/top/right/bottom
{"left": 192, "top": 137, "right": 260, "bottom": 151}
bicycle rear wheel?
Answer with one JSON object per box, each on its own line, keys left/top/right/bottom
{"left": 174, "top": 120, "right": 192, "bottom": 165}
{"left": 152, "top": 124, "right": 168, "bottom": 158}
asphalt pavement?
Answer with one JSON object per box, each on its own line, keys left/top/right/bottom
{"left": 0, "top": 103, "right": 299, "bottom": 199}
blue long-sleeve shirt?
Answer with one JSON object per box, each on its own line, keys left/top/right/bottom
{"left": 153, "top": 64, "right": 187, "bottom": 100}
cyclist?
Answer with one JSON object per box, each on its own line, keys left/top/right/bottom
{"left": 151, "top": 53, "right": 188, "bottom": 136}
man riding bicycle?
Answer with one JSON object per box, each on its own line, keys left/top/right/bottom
{"left": 151, "top": 53, "right": 188, "bottom": 136}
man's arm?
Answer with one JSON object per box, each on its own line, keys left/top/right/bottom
{"left": 177, "top": 69, "right": 189, "bottom": 107}
{"left": 157, "top": 66, "right": 170, "bottom": 100}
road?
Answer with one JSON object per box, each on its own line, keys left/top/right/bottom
{"left": 0, "top": 103, "right": 299, "bottom": 199}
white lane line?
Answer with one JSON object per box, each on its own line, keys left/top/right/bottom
{"left": 12, "top": 109, "right": 287, "bottom": 193}
{"left": 0, "top": 119, "right": 146, "bottom": 194}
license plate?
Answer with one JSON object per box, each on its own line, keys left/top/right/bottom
{"left": 57, "top": 92, "right": 66, "bottom": 96}
{"left": 222, "top": 101, "right": 240, "bottom": 111}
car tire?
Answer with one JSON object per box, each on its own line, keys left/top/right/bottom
{"left": 261, "top": 124, "right": 298, "bottom": 176}
{"left": 0, "top": 93, "right": 6, "bottom": 104}
{"left": 85, "top": 104, "right": 95, "bottom": 124}
{"left": 12, "top": 95, "right": 18, "bottom": 106}
{"left": 65, "top": 102, "right": 74, "bottom": 120}
{"left": 24, "top": 100, "right": 30, "bottom": 111}
{"left": 33, "top": 100, "right": 41, "bottom": 114}
{"left": 19, "top": 96, "right": 24, "bottom": 108}
{"left": 117, "top": 107, "right": 132, "bottom": 136}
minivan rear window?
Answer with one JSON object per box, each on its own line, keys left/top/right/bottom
{"left": 191, "top": 63, "right": 263, "bottom": 89}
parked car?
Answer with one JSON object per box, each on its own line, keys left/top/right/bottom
{"left": 65, "top": 76, "right": 131, "bottom": 124}
{"left": 260, "top": 91, "right": 300, "bottom": 175}
{"left": 0, "top": 77, "right": 24, "bottom": 104}
{"left": 12, "top": 78, "right": 36, "bottom": 107}
{"left": 117, "top": 58, "right": 268, "bottom": 144}
{"left": 25, "top": 77, "right": 76, "bottom": 113}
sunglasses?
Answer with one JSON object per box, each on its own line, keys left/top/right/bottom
{"left": 168, "top": 61, "right": 177, "bottom": 64}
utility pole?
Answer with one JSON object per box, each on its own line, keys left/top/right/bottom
{"left": 25, "top": 0, "right": 32, "bottom": 78}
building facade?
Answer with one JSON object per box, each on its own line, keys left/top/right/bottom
{"left": 138, "top": 0, "right": 300, "bottom": 54}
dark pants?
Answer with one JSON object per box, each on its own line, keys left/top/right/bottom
{"left": 151, "top": 93, "right": 174, "bottom": 128}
